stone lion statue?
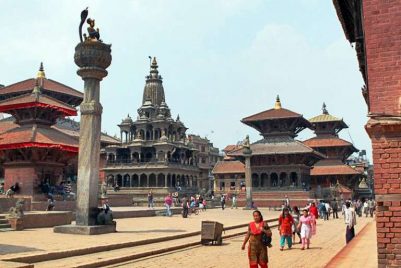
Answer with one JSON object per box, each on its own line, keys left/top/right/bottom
{"left": 8, "top": 199, "right": 25, "bottom": 218}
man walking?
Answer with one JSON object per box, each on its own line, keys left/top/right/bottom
{"left": 344, "top": 201, "right": 357, "bottom": 243}
{"left": 331, "top": 199, "right": 339, "bottom": 219}
{"left": 231, "top": 195, "right": 237, "bottom": 209}
{"left": 221, "top": 195, "right": 226, "bottom": 210}
{"left": 368, "top": 199, "right": 375, "bottom": 217}
{"left": 147, "top": 189, "right": 154, "bottom": 209}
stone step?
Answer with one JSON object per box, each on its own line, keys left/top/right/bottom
{"left": 0, "top": 223, "right": 11, "bottom": 229}
{"left": 0, "top": 228, "right": 13, "bottom": 232}
{"left": 0, "top": 219, "right": 9, "bottom": 224}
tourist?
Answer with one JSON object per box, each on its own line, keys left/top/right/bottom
{"left": 147, "top": 189, "right": 154, "bottom": 209}
{"left": 331, "top": 199, "right": 339, "bottom": 219}
{"left": 241, "top": 210, "right": 272, "bottom": 268}
{"left": 344, "top": 201, "right": 357, "bottom": 243}
{"left": 368, "top": 198, "right": 375, "bottom": 217}
{"left": 309, "top": 202, "right": 319, "bottom": 220}
{"left": 0, "top": 183, "right": 4, "bottom": 194}
{"left": 297, "top": 209, "right": 313, "bottom": 250}
{"left": 6, "top": 182, "right": 20, "bottom": 198}
{"left": 278, "top": 207, "right": 294, "bottom": 250}
{"left": 325, "top": 202, "right": 331, "bottom": 220}
{"left": 202, "top": 199, "right": 207, "bottom": 211}
{"left": 182, "top": 195, "right": 189, "bottom": 218}
{"left": 292, "top": 206, "right": 301, "bottom": 243}
{"left": 221, "top": 194, "right": 226, "bottom": 210}
{"left": 64, "top": 181, "right": 76, "bottom": 200}
{"left": 284, "top": 195, "right": 290, "bottom": 209}
{"left": 57, "top": 181, "right": 67, "bottom": 201}
{"left": 164, "top": 193, "right": 173, "bottom": 217}
{"left": 113, "top": 183, "right": 120, "bottom": 192}
{"left": 232, "top": 195, "right": 238, "bottom": 209}
{"left": 46, "top": 194, "right": 55, "bottom": 211}
{"left": 363, "top": 200, "right": 369, "bottom": 217}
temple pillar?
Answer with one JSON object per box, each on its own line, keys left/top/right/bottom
{"left": 244, "top": 148, "right": 253, "bottom": 209}
{"left": 54, "top": 37, "right": 114, "bottom": 235}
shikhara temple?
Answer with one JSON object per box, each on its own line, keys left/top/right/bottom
{"left": 215, "top": 97, "right": 364, "bottom": 204}
{"left": 103, "top": 58, "right": 218, "bottom": 194}
{"left": 0, "top": 64, "right": 119, "bottom": 198}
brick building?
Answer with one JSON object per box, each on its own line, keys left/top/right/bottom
{"left": 334, "top": 0, "right": 401, "bottom": 266}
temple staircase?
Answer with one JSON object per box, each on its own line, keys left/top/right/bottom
{"left": 0, "top": 215, "right": 13, "bottom": 232}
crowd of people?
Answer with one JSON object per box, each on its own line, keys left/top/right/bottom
{"left": 241, "top": 196, "right": 373, "bottom": 268}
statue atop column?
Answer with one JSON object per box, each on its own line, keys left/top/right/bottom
{"left": 79, "top": 8, "right": 102, "bottom": 42}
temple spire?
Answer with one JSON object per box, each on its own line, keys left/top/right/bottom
{"left": 274, "top": 95, "right": 282, "bottom": 110}
{"left": 37, "top": 62, "right": 46, "bottom": 79}
{"left": 322, "top": 102, "right": 328, "bottom": 115}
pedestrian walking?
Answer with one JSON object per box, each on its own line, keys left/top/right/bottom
{"left": 182, "top": 195, "right": 189, "bottom": 218}
{"left": 297, "top": 209, "right": 314, "bottom": 250}
{"left": 232, "top": 195, "right": 238, "bottom": 209}
{"left": 309, "top": 202, "right": 319, "bottom": 220}
{"left": 241, "top": 210, "right": 272, "bottom": 268}
{"left": 221, "top": 195, "right": 226, "bottom": 210}
{"left": 291, "top": 206, "right": 301, "bottom": 244}
{"left": 368, "top": 199, "right": 375, "bottom": 217}
{"left": 324, "top": 202, "right": 331, "bottom": 220}
{"left": 331, "top": 199, "right": 339, "bottom": 219}
{"left": 344, "top": 201, "right": 357, "bottom": 243}
{"left": 363, "top": 200, "right": 369, "bottom": 217}
{"left": 278, "top": 207, "right": 294, "bottom": 251}
{"left": 147, "top": 189, "right": 154, "bottom": 209}
{"left": 164, "top": 193, "right": 173, "bottom": 217}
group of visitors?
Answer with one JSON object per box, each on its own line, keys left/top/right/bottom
{"left": 39, "top": 180, "right": 76, "bottom": 201}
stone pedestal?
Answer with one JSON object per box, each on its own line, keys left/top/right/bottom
{"left": 54, "top": 41, "right": 114, "bottom": 235}
{"left": 243, "top": 148, "right": 253, "bottom": 210}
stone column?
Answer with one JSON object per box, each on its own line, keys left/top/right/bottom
{"left": 74, "top": 41, "right": 111, "bottom": 226}
{"left": 244, "top": 148, "right": 253, "bottom": 209}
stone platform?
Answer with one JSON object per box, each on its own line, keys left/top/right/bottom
{"left": 53, "top": 223, "right": 116, "bottom": 235}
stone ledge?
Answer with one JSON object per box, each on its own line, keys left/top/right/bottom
{"left": 53, "top": 224, "right": 116, "bottom": 235}
{"left": 0, "top": 261, "right": 33, "bottom": 268}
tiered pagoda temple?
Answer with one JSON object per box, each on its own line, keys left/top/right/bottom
{"left": 0, "top": 64, "right": 119, "bottom": 198}
{"left": 0, "top": 67, "right": 79, "bottom": 196}
{"left": 103, "top": 58, "right": 200, "bottom": 191}
{"left": 304, "top": 103, "right": 361, "bottom": 193}
{"left": 228, "top": 96, "right": 324, "bottom": 191}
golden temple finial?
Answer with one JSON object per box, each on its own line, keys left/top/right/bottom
{"left": 37, "top": 62, "right": 46, "bottom": 79}
{"left": 274, "top": 95, "right": 282, "bottom": 109}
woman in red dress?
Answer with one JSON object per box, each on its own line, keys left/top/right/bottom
{"left": 242, "top": 210, "right": 272, "bottom": 268}
{"left": 278, "top": 207, "right": 294, "bottom": 251}
{"left": 309, "top": 202, "right": 319, "bottom": 220}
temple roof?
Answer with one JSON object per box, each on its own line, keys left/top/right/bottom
{"left": 303, "top": 137, "right": 356, "bottom": 149}
{"left": 223, "top": 144, "right": 242, "bottom": 153}
{"left": 0, "top": 78, "right": 83, "bottom": 99}
{"left": 228, "top": 139, "right": 325, "bottom": 158}
{"left": 311, "top": 164, "right": 360, "bottom": 176}
{"left": 0, "top": 124, "right": 78, "bottom": 152}
{"left": 0, "top": 117, "right": 120, "bottom": 146}
{"left": 309, "top": 113, "right": 343, "bottom": 123}
{"left": 241, "top": 96, "right": 311, "bottom": 138}
{"left": 0, "top": 91, "right": 77, "bottom": 116}
{"left": 212, "top": 160, "right": 245, "bottom": 174}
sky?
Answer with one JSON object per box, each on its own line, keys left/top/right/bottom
{"left": 0, "top": 0, "right": 370, "bottom": 160}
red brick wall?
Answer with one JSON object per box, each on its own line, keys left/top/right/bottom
{"left": 363, "top": 1, "right": 401, "bottom": 267}
{"left": 364, "top": 0, "right": 401, "bottom": 115}
{"left": 4, "top": 166, "right": 37, "bottom": 196}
